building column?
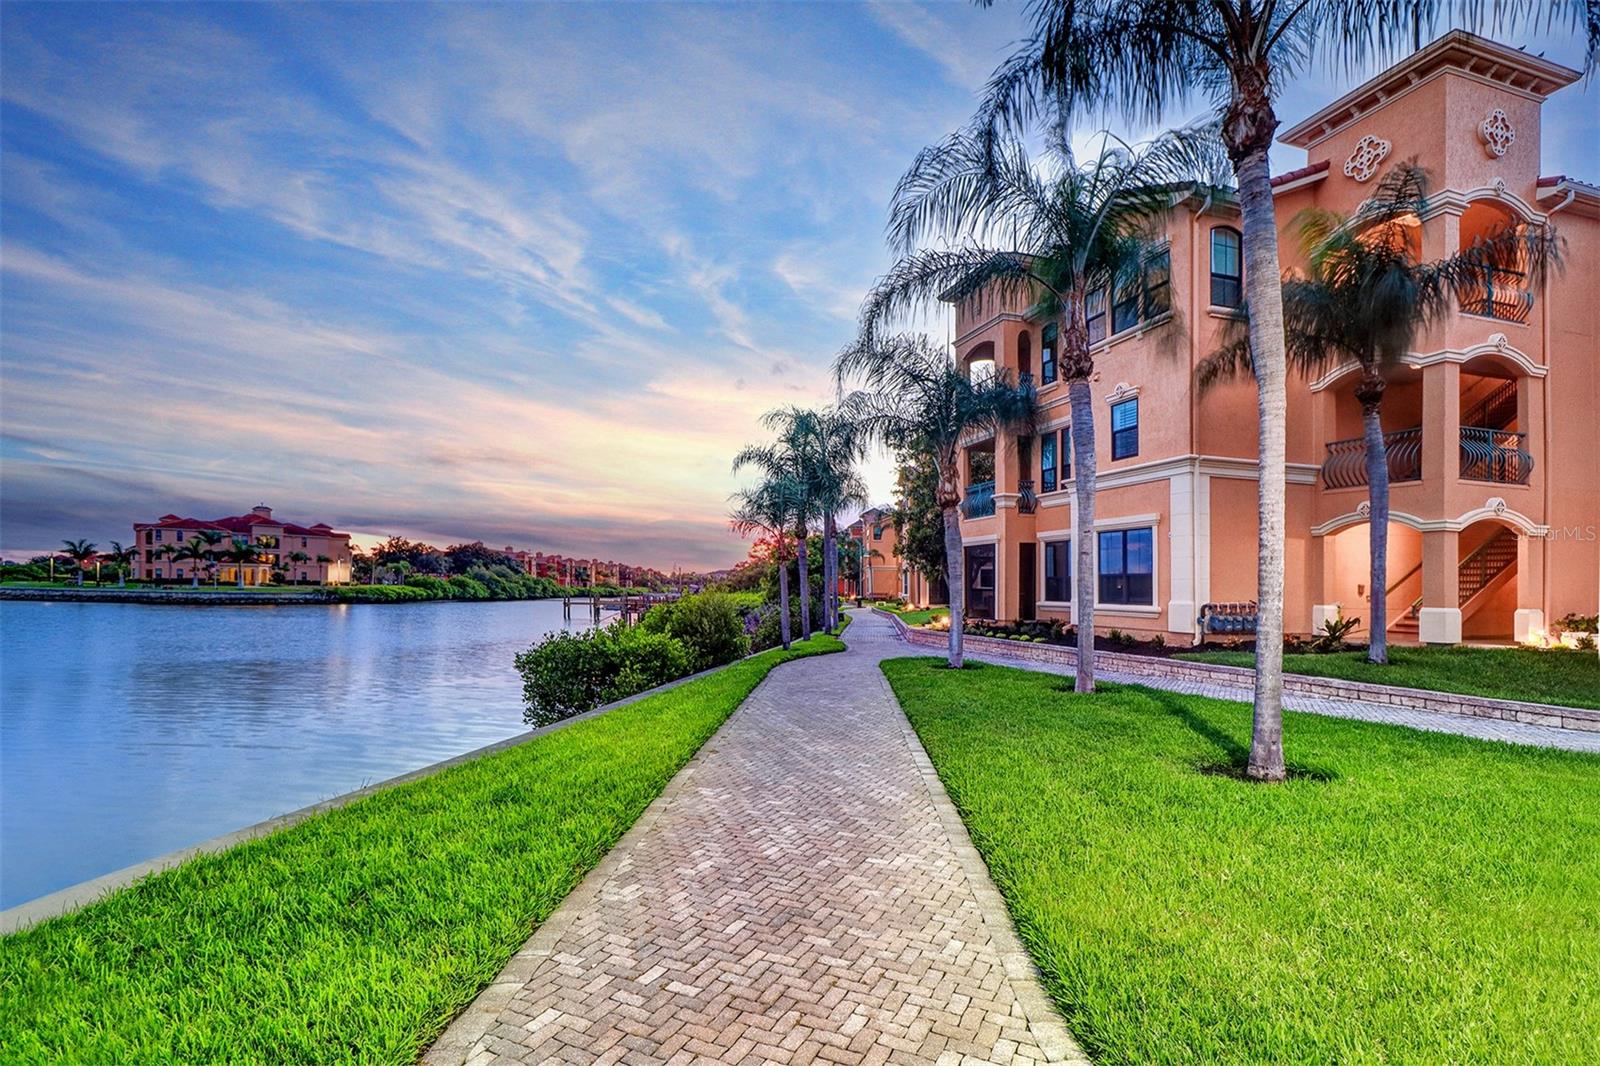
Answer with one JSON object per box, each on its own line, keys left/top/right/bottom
{"left": 1167, "top": 467, "right": 1198, "bottom": 636}
{"left": 1513, "top": 530, "right": 1546, "bottom": 642}
{"left": 1418, "top": 528, "right": 1462, "bottom": 644}
{"left": 1420, "top": 361, "right": 1461, "bottom": 510}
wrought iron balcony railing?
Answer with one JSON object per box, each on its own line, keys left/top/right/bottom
{"left": 1460, "top": 426, "right": 1533, "bottom": 484}
{"left": 1321, "top": 427, "right": 1423, "bottom": 489}
{"left": 1460, "top": 264, "right": 1531, "bottom": 324}
{"left": 961, "top": 479, "right": 996, "bottom": 519}
{"left": 1017, "top": 478, "right": 1037, "bottom": 515}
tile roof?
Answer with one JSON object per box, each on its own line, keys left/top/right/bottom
{"left": 136, "top": 513, "right": 350, "bottom": 538}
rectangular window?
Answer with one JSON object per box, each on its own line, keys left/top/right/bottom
{"left": 1112, "top": 276, "right": 1140, "bottom": 334}
{"left": 1060, "top": 426, "right": 1071, "bottom": 482}
{"left": 1144, "top": 250, "right": 1171, "bottom": 319}
{"left": 1040, "top": 431, "right": 1057, "bottom": 493}
{"left": 1086, "top": 288, "right": 1107, "bottom": 344}
{"left": 1040, "top": 323, "right": 1057, "bottom": 384}
{"left": 1098, "top": 528, "right": 1154, "bottom": 605}
{"left": 154, "top": 530, "right": 163, "bottom": 542}
{"left": 1210, "top": 227, "right": 1243, "bottom": 308}
{"left": 1044, "top": 539, "right": 1072, "bottom": 601}
{"left": 1111, "top": 398, "right": 1139, "bottom": 460}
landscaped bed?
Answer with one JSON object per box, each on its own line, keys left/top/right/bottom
{"left": 883, "top": 656, "right": 1600, "bottom": 1065}
{"left": 1178, "top": 644, "right": 1600, "bottom": 709}
{"left": 0, "top": 633, "right": 845, "bottom": 1063}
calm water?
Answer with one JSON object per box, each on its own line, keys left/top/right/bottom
{"left": 0, "top": 599, "right": 597, "bottom": 909}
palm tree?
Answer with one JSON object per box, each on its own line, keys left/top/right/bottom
{"left": 861, "top": 123, "right": 1216, "bottom": 691}
{"left": 972, "top": 0, "right": 1596, "bottom": 780}
{"left": 171, "top": 537, "right": 213, "bottom": 588}
{"left": 316, "top": 554, "right": 333, "bottom": 585}
{"left": 224, "top": 538, "right": 259, "bottom": 588}
{"left": 735, "top": 409, "right": 830, "bottom": 641}
{"left": 287, "top": 551, "right": 311, "bottom": 584}
{"left": 104, "top": 541, "right": 136, "bottom": 586}
{"left": 60, "top": 539, "right": 97, "bottom": 586}
{"left": 835, "top": 333, "right": 1038, "bottom": 667}
{"left": 794, "top": 407, "right": 867, "bottom": 632}
{"left": 731, "top": 475, "right": 806, "bottom": 651}
{"left": 1199, "top": 162, "right": 1560, "bottom": 665}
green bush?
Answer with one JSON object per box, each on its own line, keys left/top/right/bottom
{"left": 640, "top": 593, "right": 749, "bottom": 672}
{"left": 514, "top": 622, "right": 692, "bottom": 726}
{"left": 446, "top": 575, "right": 491, "bottom": 600}
{"left": 332, "top": 584, "right": 435, "bottom": 603}
{"left": 403, "top": 576, "right": 452, "bottom": 598}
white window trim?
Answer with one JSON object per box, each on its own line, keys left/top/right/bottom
{"left": 1037, "top": 532, "right": 1073, "bottom": 608}
{"left": 1093, "top": 515, "right": 1160, "bottom": 612}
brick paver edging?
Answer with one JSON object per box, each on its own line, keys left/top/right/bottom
{"left": 877, "top": 611, "right": 1600, "bottom": 734}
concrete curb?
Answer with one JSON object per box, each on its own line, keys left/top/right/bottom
{"left": 878, "top": 611, "right": 1600, "bottom": 733}
{"left": 0, "top": 659, "right": 733, "bottom": 936}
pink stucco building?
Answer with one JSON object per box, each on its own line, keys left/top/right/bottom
{"left": 950, "top": 32, "right": 1597, "bottom": 645}
{"left": 133, "top": 504, "right": 353, "bottom": 584}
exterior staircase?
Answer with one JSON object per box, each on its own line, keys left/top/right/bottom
{"left": 1390, "top": 528, "right": 1519, "bottom": 641}
{"left": 1463, "top": 378, "right": 1518, "bottom": 433}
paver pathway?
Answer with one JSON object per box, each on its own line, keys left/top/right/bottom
{"left": 427, "top": 611, "right": 1084, "bottom": 1066}
{"left": 958, "top": 644, "right": 1600, "bottom": 754}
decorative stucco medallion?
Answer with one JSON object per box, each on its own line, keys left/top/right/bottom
{"left": 1342, "top": 135, "right": 1391, "bottom": 182}
{"left": 1479, "top": 108, "right": 1515, "bottom": 158}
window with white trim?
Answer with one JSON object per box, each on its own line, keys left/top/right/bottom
{"left": 1044, "top": 539, "right": 1071, "bottom": 601}
{"left": 1111, "top": 398, "right": 1139, "bottom": 460}
{"left": 1098, "top": 528, "right": 1154, "bottom": 605}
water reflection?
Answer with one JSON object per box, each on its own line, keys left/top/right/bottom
{"left": 0, "top": 599, "right": 591, "bottom": 908}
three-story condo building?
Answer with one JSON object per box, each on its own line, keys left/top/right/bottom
{"left": 134, "top": 504, "right": 353, "bottom": 584}
{"left": 948, "top": 32, "right": 1597, "bottom": 646}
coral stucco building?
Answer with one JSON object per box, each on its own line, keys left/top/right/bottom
{"left": 133, "top": 505, "right": 353, "bottom": 584}
{"left": 949, "top": 32, "right": 1597, "bottom": 645}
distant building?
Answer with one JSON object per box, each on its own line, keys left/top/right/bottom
{"left": 133, "top": 504, "right": 353, "bottom": 584}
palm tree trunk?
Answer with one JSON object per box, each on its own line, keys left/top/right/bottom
{"left": 795, "top": 525, "right": 812, "bottom": 640}
{"left": 777, "top": 542, "right": 793, "bottom": 651}
{"left": 823, "top": 515, "right": 838, "bottom": 631}
{"left": 1363, "top": 402, "right": 1391, "bottom": 665}
{"left": 1236, "top": 143, "right": 1289, "bottom": 782}
{"left": 942, "top": 504, "right": 965, "bottom": 668}
{"left": 191, "top": 570, "right": 199, "bottom": 589}
{"left": 1068, "top": 376, "right": 1097, "bottom": 693}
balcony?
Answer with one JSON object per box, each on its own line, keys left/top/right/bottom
{"left": 1017, "top": 478, "right": 1037, "bottom": 515}
{"left": 1459, "top": 426, "right": 1532, "bottom": 484}
{"left": 1459, "top": 264, "right": 1531, "bottom": 324}
{"left": 961, "top": 480, "right": 996, "bottom": 519}
{"left": 1321, "top": 427, "right": 1423, "bottom": 489}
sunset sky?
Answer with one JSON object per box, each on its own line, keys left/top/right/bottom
{"left": 3, "top": 3, "right": 1595, "bottom": 569}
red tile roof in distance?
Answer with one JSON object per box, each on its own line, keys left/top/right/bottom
{"left": 135, "top": 513, "right": 350, "bottom": 538}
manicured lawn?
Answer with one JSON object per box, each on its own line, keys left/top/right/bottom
{"left": 883, "top": 657, "right": 1600, "bottom": 1065}
{"left": 1177, "top": 644, "right": 1600, "bottom": 709}
{"left": 0, "top": 635, "right": 845, "bottom": 1063}
{"left": 878, "top": 603, "right": 948, "bottom": 626}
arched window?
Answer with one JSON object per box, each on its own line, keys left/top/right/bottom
{"left": 1017, "top": 331, "right": 1032, "bottom": 381}
{"left": 1210, "top": 227, "right": 1243, "bottom": 308}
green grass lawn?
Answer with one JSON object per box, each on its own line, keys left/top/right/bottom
{"left": 0, "top": 634, "right": 845, "bottom": 1063}
{"left": 877, "top": 603, "right": 948, "bottom": 626}
{"left": 1177, "top": 644, "right": 1600, "bottom": 709}
{"left": 883, "top": 657, "right": 1600, "bottom": 1065}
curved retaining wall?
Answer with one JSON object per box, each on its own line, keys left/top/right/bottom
{"left": 875, "top": 609, "right": 1600, "bottom": 734}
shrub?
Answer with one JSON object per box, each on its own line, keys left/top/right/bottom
{"left": 446, "top": 575, "right": 491, "bottom": 600}
{"left": 332, "top": 584, "right": 435, "bottom": 603}
{"left": 404, "top": 576, "right": 452, "bottom": 598}
{"left": 640, "top": 593, "right": 749, "bottom": 672}
{"left": 514, "top": 622, "right": 692, "bottom": 726}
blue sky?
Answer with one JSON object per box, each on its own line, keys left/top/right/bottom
{"left": 2, "top": 3, "right": 1595, "bottom": 569}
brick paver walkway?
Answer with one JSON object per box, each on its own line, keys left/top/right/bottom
{"left": 426, "top": 611, "right": 1084, "bottom": 1066}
